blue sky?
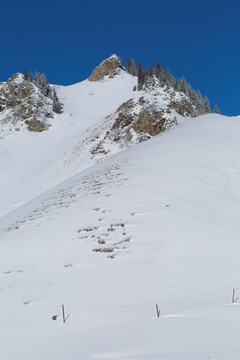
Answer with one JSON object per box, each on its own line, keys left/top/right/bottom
{"left": 1, "top": 0, "right": 240, "bottom": 115}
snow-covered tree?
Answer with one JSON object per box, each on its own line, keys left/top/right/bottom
{"left": 24, "top": 69, "right": 28, "bottom": 81}
{"left": 29, "top": 70, "right": 33, "bottom": 82}
{"left": 127, "top": 58, "right": 131, "bottom": 74}
{"left": 137, "top": 62, "right": 144, "bottom": 90}
{"left": 52, "top": 88, "right": 62, "bottom": 113}
{"left": 148, "top": 64, "right": 154, "bottom": 77}
{"left": 213, "top": 105, "right": 221, "bottom": 114}
{"left": 179, "top": 77, "right": 187, "bottom": 94}
{"left": 34, "top": 71, "right": 40, "bottom": 87}
{"left": 127, "top": 58, "right": 137, "bottom": 76}
{"left": 155, "top": 61, "right": 162, "bottom": 80}
{"left": 130, "top": 59, "right": 137, "bottom": 76}
{"left": 203, "top": 96, "right": 211, "bottom": 113}
{"left": 190, "top": 89, "right": 198, "bottom": 105}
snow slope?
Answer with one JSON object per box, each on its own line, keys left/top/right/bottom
{"left": 1, "top": 72, "right": 240, "bottom": 359}
{"left": 0, "top": 71, "right": 137, "bottom": 217}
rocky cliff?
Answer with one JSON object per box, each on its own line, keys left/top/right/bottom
{"left": 0, "top": 73, "right": 54, "bottom": 136}
{"left": 88, "top": 54, "right": 124, "bottom": 81}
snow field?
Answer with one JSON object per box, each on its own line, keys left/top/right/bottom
{"left": 1, "top": 72, "right": 240, "bottom": 358}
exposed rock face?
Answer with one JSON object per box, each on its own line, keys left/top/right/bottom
{"left": 108, "top": 97, "right": 176, "bottom": 144}
{"left": 88, "top": 92, "right": 178, "bottom": 159}
{"left": 169, "top": 99, "right": 195, "bottom": 117}
{"left": 134, "top": 110, "right": 170, "bottom": 136}
{"left": 0, "top": 73, "right": 53, "bottom": 135}
{"left": 88, "top": 54, "right": 124, "bottom": 81}
{"left": 87, "top": 81, "right": 209, "bottom": 160}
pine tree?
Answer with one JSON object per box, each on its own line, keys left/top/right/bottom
{"left": 165, "top": 68, "right": 170, "bottom": 84}
{"left": 161, "top": 68, "right": 167, "bottom": 85}
{"left": 203, "top": 96, "right": 211, "bottom": 113}
{"left": 39, "top": 73, "right": 50, "bottom": 96}
{"left": 197, "top": 90, "right": 203, "bottom": 104}
{"left": 213, "top": 105, "right": 221, "bottom": 114}
{"left": 169, "top": 75, "right": 175, "bottom": 89}
{"left": 130, "top": 59, "right": 137, "bottom": 76}
{"left": 127, "top": 58, "right": 132, "bottom": 74}
{"left": 33, "top": 71, "right": 39, "bottom": 86}
{"left": 190, "top": 90, "right": 198, "bottom": 106}
{"left": 148, "top": 64, "right": 154, "bottom": 77}
{"left": 29, "top": 70, "right": 33, "bottom": 82}
{"left": 179, "top": 77, "right": 187, "bottom": 93}
{"left": 155, "top": 61, "right": 162, "bottom": 80}
{"left": 173, "top": 78, "right": 179, "bottom": 91}
{"left": 196, "top": 90, "right": 204, "bottom": 111}
{"left": 52, "top": 88, "right": 62, "bottom": 113}
{"left": 24, "top": 69, "right": 28, "bottom": 81}
{"left": 137, "top": 62, "right": 144, "bottom": 90}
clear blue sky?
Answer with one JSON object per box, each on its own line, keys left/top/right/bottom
{"left": 1, "top": 0, "right": 240, "bottom": 115}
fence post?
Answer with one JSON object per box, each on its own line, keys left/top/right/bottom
{"left": 62, "top": 304, "right": 66, "bottom": 323}
{"left": 232, "top": 289, "right": 235, "bottom": 304}
{"left": 156, "top": 304, "right": 160, "bottom": 318}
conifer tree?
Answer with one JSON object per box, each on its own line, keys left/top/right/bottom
{"left": 155, "top": 61, "right": 162, "bottom": 80}
{"left": 24, "top": 69, "right": 28, "bottom": 81}
{"left": 148, "top": 64, "right": 154, "bottom": 77}
{"left": 203, "top": 96, "right": 211, "bottom": 113}
{"left": 196, "top": 90, "right": 204, "bottom": 111}
{"left": 130, "top": 59, "right": 137, "bottom": 76}
{"left": 137, "top": 62, "right": 144, "bottom": 90}
{"left": 173, "top": 78, "right": 179, "bottom": 91}
{"left": 197, "top": 90, "right": 203, "bottom": 104}
{"left": 39, "top": 73, "right": 50, "bottom": 96}
{"left": 186, "top": 83, "right": 192, "bottom": 98}
{"left": 52, "top": 88, "right": 62, "bottom": 113}
{"left": 29, "top": 70, "right": 33, "bottom": 82}
{"left": 213, "top": 105, "right": 221, "bottom": 114}
{"left": 191, "top": 90, "right": 198, "bottom": 105}
{"left": 165, "top": 68, "right": 170, "bottom": 84}
{"left": 127, "top": 58, "right": 132, "bottom": 74}
{"left": 34, "top": 71, "right": 39, "bottom": 86}
{"left": 179, "top": 77, "right": 187, "bottom": 93}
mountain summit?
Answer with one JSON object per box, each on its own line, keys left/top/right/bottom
{"left": 88, "top": 54, "right": 124, "bottom": 81}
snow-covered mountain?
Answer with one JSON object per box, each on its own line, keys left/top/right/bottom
{"left": 1, "top": 55, "right": 240, "bottom": 360}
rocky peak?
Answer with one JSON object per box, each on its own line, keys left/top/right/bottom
{"left": 0, "top": 73, "right": 54, "bottom": 136}
{"left": 88, "top": 54, "right": 124, "bottom": 81}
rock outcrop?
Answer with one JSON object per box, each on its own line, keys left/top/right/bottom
{"left": 88, "top": 90, "right": 178, "bottom": 160}
{"left": 0, "top": 73, "right": 54, "bottom": 134}
{"left": 88, "top": 54, "right": 124, "bottom": 81}
{"left": 107, "top": 96, "right": 177, "bottom": 144}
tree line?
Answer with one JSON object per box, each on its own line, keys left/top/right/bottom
{"left": 24, "top": 69, "right": 62, "bottom": 114}
{"left": 127, "top": 58, "right": 220, "bottom": 115}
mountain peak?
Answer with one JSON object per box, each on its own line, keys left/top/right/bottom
{"left": 88, "top": 54, "right": 124, "bottom": 81}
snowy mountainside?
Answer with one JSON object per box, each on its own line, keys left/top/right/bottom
{"left": 1, "top": 111, "right": 240, "bottom": 359}
{"left": 0, "top": 71, "right": 136, "bottom": 217}
{"left": 1, "top": 56, "right": 240, "bottom": 359}
{"left": 0, "top": 62, "right": 190, "bottom": 218}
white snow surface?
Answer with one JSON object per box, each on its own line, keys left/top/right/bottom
{"left": 1, "top": 72, "right": 240, "bottom": 359}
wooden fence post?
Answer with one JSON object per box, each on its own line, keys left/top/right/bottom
{"left": 232, "top": 289, "right": 235, "bottom": 304}
{"left": 156, "top": 304, "right": 160, "bottom": 318}
{"left": 62, "top": 304, "right": 66, "bottom": 323}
